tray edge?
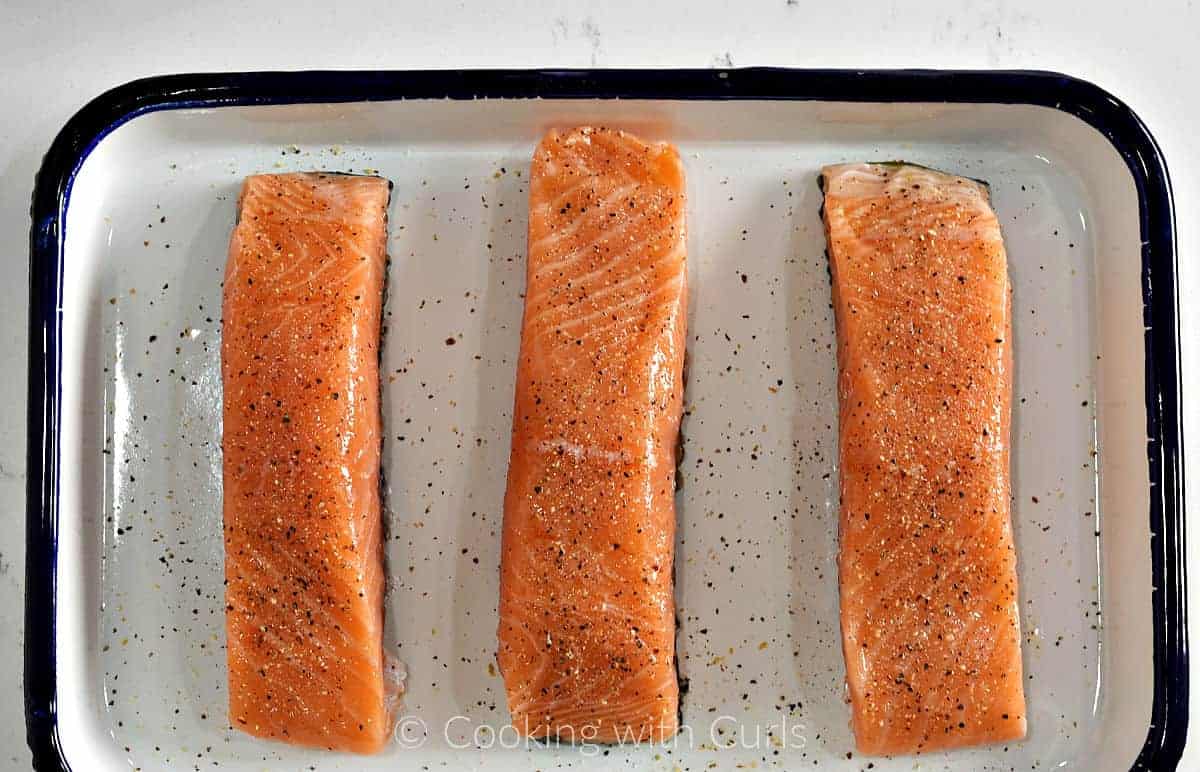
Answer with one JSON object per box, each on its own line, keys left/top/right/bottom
{"left": 24, "top": 67, "right": 1187, "bottom": 772}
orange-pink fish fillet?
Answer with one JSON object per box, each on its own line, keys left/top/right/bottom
{"left": 223, "top": 172, "right": 395, "bottom": 753}
{"left": 822, "top": 162, "right": 1027, "bottom": 755}
{"left": 497, "top": 127, "right": 687, "bottom": 744}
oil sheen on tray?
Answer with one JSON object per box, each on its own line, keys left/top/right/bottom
{"left": 222, "top": 172, "right": 397, "bottom": 753}
{"left": 821, "top": 162, "right": 1027, "bottom": 755}
{"left": 497, "top": 127, "right": 688, "bottom": 744}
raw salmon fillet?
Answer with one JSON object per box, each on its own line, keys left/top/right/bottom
{"left": 821, "top": 163, "right": 1026, "bottom": 755}
{"left": 497, "top": 127, "right": 687, "bottom": 744}
{"left": 222, "top": 172, "right": 395, "bottom": 753}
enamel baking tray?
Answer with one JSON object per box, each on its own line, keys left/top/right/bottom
{"left": 26, "top": 69, "right": 1186, "bottom": 771}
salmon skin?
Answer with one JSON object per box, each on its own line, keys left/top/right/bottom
{"left": 821, "top": 163, "right": 1026, "bottom": 755}
{"left": 497, "top": 127, "right": 687, "bottom": 744}
{"left": 223, "top": 172, "right": 395, "bottom": 753}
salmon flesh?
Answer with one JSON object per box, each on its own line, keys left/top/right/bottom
{"left": 821, "top": 162, "right": 1027, "bottom": 755}
{"left": 497, "top": 127, "right": 688, "bottom": 744}
{"left": 223, "top": 172, "right": 395, "bottom": 753}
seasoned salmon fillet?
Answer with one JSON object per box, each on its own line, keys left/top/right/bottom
{"left": 821, "top": 163, "right": 1026, "bottom": 755}
{"left": 222, "top": 172, "right": 395, "bottom": 753}
{"left": 497, "top": 127, "right": 687, "bottom": 744}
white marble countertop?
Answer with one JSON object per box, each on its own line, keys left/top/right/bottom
{"left": 2, "top": 1, "right": 1197, "bottom": 769}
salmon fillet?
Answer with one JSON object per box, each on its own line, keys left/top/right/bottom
{"left": 497, "top": 127, "right": 687, "bottom": 744}
{"left": 821, "top": 162, "right": 1026, "bottom": 755}
{"left": 222, "top": 172, "right": 395, "bottom": 753}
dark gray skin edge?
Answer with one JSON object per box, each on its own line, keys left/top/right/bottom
{"left": 376, "top": 178, "right": 395, "bottom": 722}
{"left": 674, "top": 345, "right": 690, "bottom": 729}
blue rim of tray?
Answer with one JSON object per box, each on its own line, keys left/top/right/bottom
{"left": 25, "top": 68, "right": 1187, "bottom": 771}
